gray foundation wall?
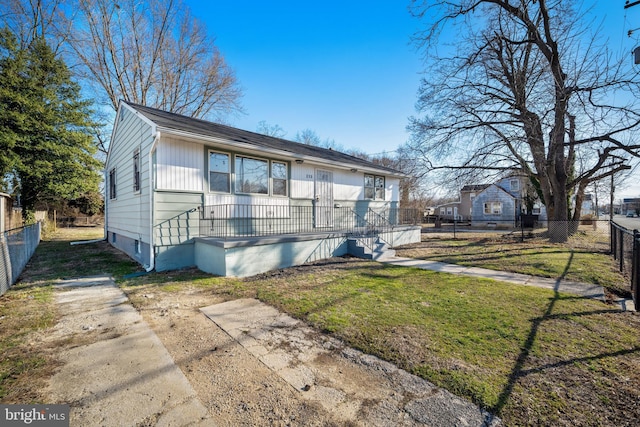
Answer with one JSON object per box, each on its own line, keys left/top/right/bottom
{"left": 109, "top": 231, "right": 151, "bottom": 267}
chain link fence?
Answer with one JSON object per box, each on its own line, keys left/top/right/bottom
{"left": 0, "top": 222, "right": 42, "bottom": 295}
{"left": 422, "top": 218, "right": 610, "bottom": 248}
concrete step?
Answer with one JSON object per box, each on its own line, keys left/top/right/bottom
{"left": 347, "top": 237, "right": 394, "bottom": 260}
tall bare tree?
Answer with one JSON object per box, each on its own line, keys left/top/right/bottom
{"left": 0, "top": 0, "right": 68, "bottom": 51}
{"left": 1, "top": 0, "right": 243, "bottom": 155}
{"left": 408, "top": 0, "right": 640, "bottom": 241}
{"left": 65, "top": 0, "right": 242, "bottom": 119}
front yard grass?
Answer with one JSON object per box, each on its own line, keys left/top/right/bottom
{"left": 0, "top": 227, "right": 140, "bottom": 402}
{"left": 123, "top": 257, "right": 640, "bottom": 426}
{"left": 3, "top": 228, "right": 639, "bottom": 426}
{"left": 396, "top": 231, "right": 629, "bottom": 297}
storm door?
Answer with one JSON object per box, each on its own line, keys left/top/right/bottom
{"left": 314, "top": 169, "right": 334, "bottom": 227}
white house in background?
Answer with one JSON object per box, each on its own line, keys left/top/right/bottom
{"left": 105, "top": 101, "right": 420, "bottom": 276}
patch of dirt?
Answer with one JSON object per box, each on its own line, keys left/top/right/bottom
{"left": 129, "top": 289, "right": 345, "bottom": 426}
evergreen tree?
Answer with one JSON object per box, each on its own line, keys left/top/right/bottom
{"left": 0, "top": 28, "right": 101, "bottom": 223}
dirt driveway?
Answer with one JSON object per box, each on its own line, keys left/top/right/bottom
{"left": 45, "top": 276, "right": 499, "bottom": 426}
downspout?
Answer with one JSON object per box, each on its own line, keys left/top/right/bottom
{"left": 145, "top": 130, "right": 161, "bottom": 272}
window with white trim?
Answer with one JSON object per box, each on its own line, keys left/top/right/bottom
{"left": 109, "top": 168, "right": 117, "bottom": 199}
{"left": 510, "top": 179, "right": 520, "bottom": 191}
{"left": 209, "top": 151, "right": 230, "bottom": 192}
{"left": 364, "top": 174, "right": 385, "bottom": 200}
{"left": 235, "top": 155, "right": 268, "bottom": 194}
{"left": 271, "top": 161, "right": 288, "bottom": 196}
{"left": 483, "top": 202, "right": 502, "bottom": 215}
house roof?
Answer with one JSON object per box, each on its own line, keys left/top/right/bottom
{"left": 478, "top": 183, "right": 516, "bottom": 199}
{"left": 123, "top": 101, "right": 405, "bottom": 177}
{"left": 461, "top": 184, "right": 490, "bottom": 192}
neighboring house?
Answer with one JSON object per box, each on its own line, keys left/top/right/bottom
{"left": 436, "top": 174, "right": 547, "bottom": 226}
{"left": 105, "top": 101, "right": 420, "bottom": 277}
{"left": 470, "top": 184, "right": 517, "bottom": 226}
{"left": 471, "top": 175, "right": 547, "bottom": 226}
{"left": 436, "top": 202, "right": 461, "bottom": 221}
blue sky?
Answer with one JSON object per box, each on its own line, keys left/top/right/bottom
{"left": 187, "top": 1, "right": 640, "bottom": 198}
{"left": 186, "top": 1, "right": 422, "bottom": 156}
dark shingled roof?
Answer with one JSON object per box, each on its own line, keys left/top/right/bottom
{"left": 124, "top": 101, "right": 403, "bottom": 176}
{"left": 460, "top": 184, "right": 490, "bottom": 192}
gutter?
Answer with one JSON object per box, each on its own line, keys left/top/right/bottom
{"left": 155, "top": 127, "right": 408, "bottom": 179}
{"left": 144, "top": 130, "right": 161, "bottom": 272}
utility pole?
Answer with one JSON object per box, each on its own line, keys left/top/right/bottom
{"left": 610, "top": 173, "right": 615, "bottom": 219}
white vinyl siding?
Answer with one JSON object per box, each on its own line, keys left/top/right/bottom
{"left": 155, "top": 138, "right": 203, "bottom": 191}
{"left": 290, "top": 163, "right": 315, "bottom": 199}
{"left": 105, "top": 104, "right": 154, "bottom": 246}
{"left": 333, "top": 169, "right": 362, "bottom": 200}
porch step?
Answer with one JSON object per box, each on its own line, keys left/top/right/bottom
{"left": 347, "top": 236, "right": 396, "bottom": 261}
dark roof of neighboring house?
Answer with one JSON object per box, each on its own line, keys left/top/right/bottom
{"left": 461, "top": 184, "right": 490, "bottom": 192}
{"left": 123, "top": 101, "right": 404, "bottom": 176}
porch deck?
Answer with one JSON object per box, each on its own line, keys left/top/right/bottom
{"left": 154, "top": 204, "right": 422, "bottom": 276}
{"left": 193, "top": 225, "right": 421, "bottom": 277}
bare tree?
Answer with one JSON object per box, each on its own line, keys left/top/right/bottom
{"left": 408, "top": 0, "right": 640, "bottom": 241}
{"left": 256, "top": 121, "right": 287, "bottom": 138}
{"left": 294, "top": 128, "right": 341, "bottom": 150}
{"left": 65, "top": 0, "right": 242, "bottom": 119}
{"left": 0, "top": 0, "right": 69, "bottom": 52}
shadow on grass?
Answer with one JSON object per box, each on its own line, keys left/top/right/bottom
{"left": 492, "top": 251, "right": 639, "bottom": 416}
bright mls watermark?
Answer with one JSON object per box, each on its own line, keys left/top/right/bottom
{"left": 1, "top": 405, "right": 69, "bottom": 426}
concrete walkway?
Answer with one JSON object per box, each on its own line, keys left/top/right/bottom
{"left": 46, "top": 276, "right": 211, "bottom": 426}
{"left": 201, "top": 298, "right": 501, "bottom": 426}
{"left": 381, "top": 256, "right": 635, "bottom": 311}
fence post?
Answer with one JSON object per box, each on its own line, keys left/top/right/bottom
{"left": 619, "top": 227, "right": 625, "bottom": 272}
{"left": 611, "top": 222, "right": 616, "bottom": 257}
{"left": 631, "top": 230, "right": 640, "bottom": 311}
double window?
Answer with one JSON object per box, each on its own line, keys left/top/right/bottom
{"left": 364, "top": 174, "right": 385, "bottom": 200}
{"left": 483, "top": 202, "right": 502, "bottom": 215}
{"left": 208, "top": 151, "right": 288, "bottom": 196}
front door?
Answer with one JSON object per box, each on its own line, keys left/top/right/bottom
{"left": 314, "top": 169, "right": 334, "bottom": 227}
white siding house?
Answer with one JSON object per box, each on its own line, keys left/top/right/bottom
{"left": 105, "top": 102, "right": 418, "bottom": 275}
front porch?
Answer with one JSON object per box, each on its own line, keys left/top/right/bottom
{"left": 153, "top": 204, "right": 422, "bottom": 276}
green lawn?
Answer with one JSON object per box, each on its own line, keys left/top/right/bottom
{"left": 396, "top": 232, "right": 628, "bottom": 296}
{"left": 123, "top": 258, "right": 640, "bottom": 426}
{"left": 3, "top": 227, "right": 639, "bottom": 426}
